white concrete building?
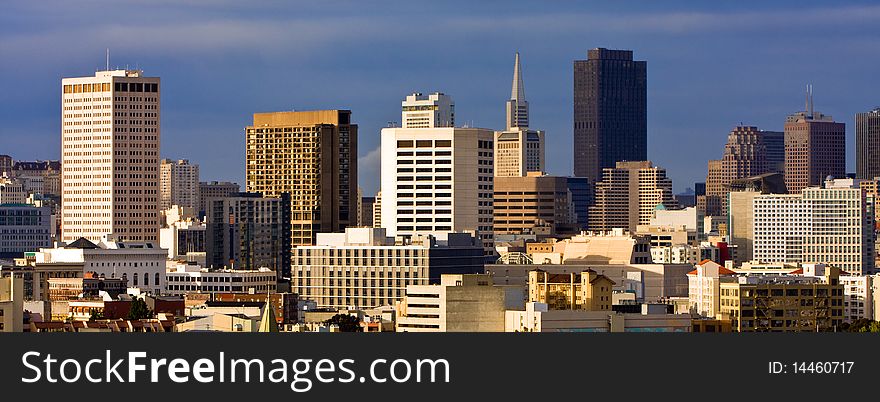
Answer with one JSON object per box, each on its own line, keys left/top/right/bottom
{"left": 159, "top": 218, "right": 206, "bottom": 260}
{"left": 687, "top": 260, "right": 736, "bottom": 318}
{"left": 380, "top": 126, "right": 495, "bottom": 252}
{"left": 840, "top": 274, "right": 875, "bottom": 323}
{"left": 160, "top": 159, "right": 200, "bottom": 211}
{"left": 650, "top": 206, "right": 703, "bottom": 233}
{"left": 753, "top": 179, "right": 875, "bottom": 275}
{"left": 401, "top": 92, "right": 454, "bottom": 128}
{"left": 34, "top": 236, "right": 167, "bottom": 295}
{"left": 164, "top": 261, "right": 276, "bottom": 296}
{"left": 61, "top": 69, "right": 160, "bottom": 243}
{"left": 396, "top": 274, "right": 517, "bottom": 332}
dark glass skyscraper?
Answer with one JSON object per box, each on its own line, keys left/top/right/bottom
{"left": 856, "top": 107, "right": 880, "bottom": 180}
{"left": 573, "top": 48, "right": 647, "bottom": 183}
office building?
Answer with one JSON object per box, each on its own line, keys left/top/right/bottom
{"left": 0, "top": 176, "right": 26, "bottom": 204}
{"left": 573, "top": 48, "right": 647, "bottom": 182}
{"left": 856, "top": 107, "right": 880, "bottom": 180}
{"left": 380, "top": 124, "right": 495, "bottom": 252}
{"left": 164, "top": 262, "right": 276, "bottom": 296}
{"left": 401, "top": 92, "right": 454, "bottom": 128}
{"left": 0, "top": 204, "right": 52, "bottom": 257}
{"left": 198, "top": 181, "right": 239, "bottom": 216}
{"left": 493, "top": 174, "right": 579, "bottom": 238}
{"left": 703, "top": 126, "right": 770, "bottom": 217}
{"left": 763, "top": 131, "right": 786, "bottom": 174}
{"left": 159, "top": 214, "right": 205, "bottom": 261}
{"left": 205, "top": 192, "right": 291, "bottom": 277}
{"left": 727, "top": 172, "right": 787, "bottom": 262}
{"left": 13, "top": 160, "right": 62, "bottom": 196}
{"left": 588, "top": 161, "right": 677, "bottom": 232}
{"left": 752, "top": 179, "right": 875, "bottom": 275}
{"left": 34, "top": 236, "right": 167, "bottom": 295}
{"left": 528, "top": 269, "right": 614, "bottom": 311}
{"left": 359, "top": 195, "right": 375, "bottom": 227}
{"left": 159, "top": 159, "right": 200, "bottom": 211}
{"left": 396, "top": 274, "right": 516, "bottom": 332}
{"left": 784, "top": 89, "right": 846, "bottom": 194}
{"left": 61, "top": 69, "right": 160, "bottom": 243}
{"left": 246, "top": 110, "right": 357, "bottom": 246}
{"left": 495, "top": 52, "right": 545, "bottom": 177}
{"left": 291, "top": 227, "right": 485, "bottom": 309}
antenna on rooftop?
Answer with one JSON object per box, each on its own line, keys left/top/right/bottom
{"left": 106, "top": 48, "right": 110, "bottom": 71}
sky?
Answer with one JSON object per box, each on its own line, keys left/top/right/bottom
{"left": 2, "top": 0, "right": 879, "bottom": 195}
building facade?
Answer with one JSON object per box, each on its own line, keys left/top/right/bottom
{"left": 0, "top": 204, "right": 52, "bottom": 257}
{"left": 380, "top": 126, "right": 495, "bottom": 252}
{"left": 198, "top": 181, "right": 239, "bottom": 216}
{"left": 527, "top": 269, "right": 614, "bottom": 311}
{"left": 396, "top": 274, "right": 511, "bottom": 332}
{"left": 784, "top": 93, "right": 846, "bottom": 194}
{"left": 703, "top": 126, "right": 770, "bottom": 217}
{"left": 205, "top": 193, "right": 291, "bottom": 277}
{"left": 164, "top": 262, "right": 276, "bottom": 296}
{"left": 588, "top": 161, "right": 677, "bottom": 232}
{"left": 160, "top": 159, "right": 199, "bottom": 211}
{"left": 856, "top": 107, "right": 880, "bottom": 180}
{"left": 493, "top": 174, "right": 579, "bottom": 238}
{"left": 495, "top": 52, "right": 545, "bottom": 177}
{"left": 0, "top": 176, "right": 26, "bottom": 204}
{"left": 13, "top": 160, "right": 62, "bottom": 196}
{"left": 573, "top": 48, "right": 647, "bottom": 183}
{"left": 61, "top": 69, "right": 160, "bottom": 243}
{"left": 401, "top": 92, "right": 454, "bottom": 128}
{"left": 246, "top": 110, "right": 357, "bottom": 246}
{"left": 291, "top": 228, "right": 485, "bottom": 309}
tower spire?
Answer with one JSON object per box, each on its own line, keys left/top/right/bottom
{"left": 511, "top": 52, "right": 525, "bottom": 101}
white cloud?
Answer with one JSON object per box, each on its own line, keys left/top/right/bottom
{"left": 357, "top": 145, "right": 381, "bottom": 196}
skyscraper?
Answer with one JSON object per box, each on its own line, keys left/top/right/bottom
{"left": 588, "top": 161, "right": 677, "bottom": 232}
{"left": 703, "top": 126, "right": 770, "bottom": 217}
{"left": 159, "top": 159, "right": 199, "bottom": 211}
{"left": 495, "top": 52, "right": 545, "bottom": 177}
{"left": 573, "top": 48, "right": 647, "bottom": 182}
{"left": 856, "top": 107, "right": 880, "bottom": 180}
{"left": 245, "top": 110, "right": 357, "bottom": 247}
{"left": 784, "top": 87, "right": 845, "bottom": 194}
{"left": 61, "top": 69, "right": 160, "bottom": 243}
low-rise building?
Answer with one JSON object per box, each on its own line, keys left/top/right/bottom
{"left": 505, "top": 302, "right": 692, "bottom": 332}
{"left": 396, "top": 274, "right": 521, "bottom": 332}
{"left": 164, "top": 262, "right": 276, "bottom": 296}
{"left": 46, "top": 272, "right": 126, "bottom": 301}
{"left": 527, "top": 269, "right": 614, "bottom": 311}
{"left": 0, "top": 203, "right": 52, "bottom": 258}
{"left": 0, "top": 276, "right": 24, "bottom": 332}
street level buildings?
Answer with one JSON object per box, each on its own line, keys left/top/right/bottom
{"left": 61, "top": 69, "right": 160, "bottom": 243}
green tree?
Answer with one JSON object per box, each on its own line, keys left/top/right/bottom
{"left": 839, "top": 319, "right": 880, "bottom": 333}
{"left": 128, "top": 298, "right": 153, "bottom": 320}
{"left": 325, "top": 314, "right": 362, "bottom": 332}
{"left": 89, "top": 309, "right": 105, "bottom": 321}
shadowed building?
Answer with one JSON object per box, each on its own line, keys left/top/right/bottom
{"left": 856, "top": 107, "right": 880, "bottom": 180}
{"left": 573, "top": 48, "right": 647, "bottom": 183}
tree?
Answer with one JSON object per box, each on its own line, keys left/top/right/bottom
{"left": 325, "top": 314, "right": 362, "bottom": 332}
{"left": 128, "top": 298, "right": 153, "bottom": 320}
{"left": 838, "top": 319, "right": 880, "bottom": 333}
{"left": 89, "top": 309, "right": 105, "bottom": 321}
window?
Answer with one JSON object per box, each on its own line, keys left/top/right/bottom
{"left": 133, "top": 273, "right": 138, "bottom": 286}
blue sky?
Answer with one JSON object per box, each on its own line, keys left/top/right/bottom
{"left": 2, "top": 0, "right": 879, "bottom": 195}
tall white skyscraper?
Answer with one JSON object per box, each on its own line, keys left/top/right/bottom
{"left": 380, "top": 124, "right": 495, "bottom": 253}
{"left": 160, "top": 159, "right": 200, "bottom": 211}
{"left": 61, "top": 69, "right": 160, "bottom": 243}
{"left": 495, "top": 52, "right": 544, "bottom": 177}
{"left": 401, "top": 92, "right": 454, "bottom": 128}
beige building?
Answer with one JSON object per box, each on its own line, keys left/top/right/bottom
{"left": 588, "top": 161, "right": 677, "bottom": 232}
{"left": 396, "top": 274, "right": 519, "bottom": 332}
{"left": 160, "top": 159, "right": 199, "bottom": 211}
{"left": 61, "top": 69, "right": 160, "bottom": 243}
{"left": 703, "top": 126, "right": 770, "bottom": 217}
{"left": 494, "top": 130, "right": 545, "bottom": 177}
{"left": 0, "top": 276, "right": 24, "bottom": 332}
{"left": 784, "top": 96, "right": 846, "bottom": 194}
{"left": 506, "top": 302, "right": 692, "bottom": 332}
{"left": 528, "top": 269, "right": 614, "bottom": 311}
{"left": 493, "top": 174, "right": 578, "bottom": 238}
{"left": 524, "top": 230, "right": 653, "bottom": 265}
{"left": 687, "top": 260, "right": 737, "bottom": 318}
{"left": 0, "top": 175, "right": 26, "bottom": 204}
{"left": 246, "top": 110, "right": 357, "bottom": 246}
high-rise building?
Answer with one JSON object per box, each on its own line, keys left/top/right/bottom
{"left": 359, "top": 196, "right": 375, "bottom": 227}
{"left": 159, "top": 159, "right": 199, "bottom": 211}
{"left": 784, "top": 88, "right": 846, "bottom": 194}
{"left": 573, "top": 48, "right": 647, "bottom": 182}
{"left": 380, "top": 126, "right": 495, "bottom": 252}
{"left": 61, "top": 69, "right": 160, "bottom": 243}
{"left": 752, "top": 178, "right": 875, "bottom": 275}
{"left": 495, "top": 52, "right": 545, "bottom": 178}
{"left": 198, "top": 181, "right": 240, "bottom": 216}
{"left": 493, "top": 174, "right": 580, "bottom": 238}
{"left": 727, "top": 172, "right": 787, "bottom": 263}
{"left": 856, "top": 107, "right": 880, "bottom": 180}
{"left": 401, "top": 92, "right": 454, "bottom": 128}
{"left": 246, "top": 110, "right": 357, "bottom": 246}
{"left": 588, "top": 161, "right": 677, "bottom": 232}
{"left": 762, "top": 130, "right": 785, "bottom": 174}
{"left": 205, "top": 192, "right": 291, "bottom": 277}
{"left": 703, "top": 126, "right": 770, "bottom": 216}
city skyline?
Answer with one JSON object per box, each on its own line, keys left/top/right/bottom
{"left": 3, "top": 1, "right": 880, "bottom": 196}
